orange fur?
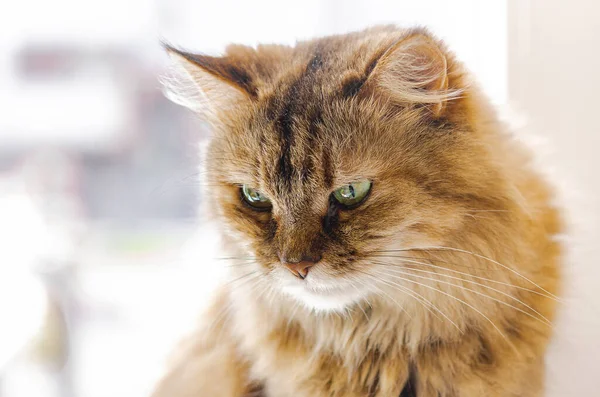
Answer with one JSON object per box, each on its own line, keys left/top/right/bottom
{"left": 154, "top": 26, "right": 562, "bottom": 397}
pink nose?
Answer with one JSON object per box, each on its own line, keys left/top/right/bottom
{"left": 282, "top": 259, "right": 317, "bottom": 280}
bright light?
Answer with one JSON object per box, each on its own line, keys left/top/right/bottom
{"left": 0, "top": 192, "right": 49, "bottom": 368}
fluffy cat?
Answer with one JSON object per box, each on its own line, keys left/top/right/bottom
{"left": 153, "top": 26, "right": 562, "bottom": 397}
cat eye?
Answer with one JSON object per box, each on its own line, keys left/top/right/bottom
{"left": 332, "top": 180, "right": 372, "bottom": 208}
{"left": 241, "top": 185, "right": 272, "bottom": 210}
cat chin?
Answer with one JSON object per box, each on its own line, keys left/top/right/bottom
{"left": 270, "top": 266, "right": 370, "bottom": 312}
{"left": 280, "top": 284, "right": 366, "bottom": 313}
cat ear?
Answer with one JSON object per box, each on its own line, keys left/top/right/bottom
{"left": 366, "top": 31, "right": 457, "bottom": 118}
{"left": 162, "top": 44, "right": 256, "bottom": 120}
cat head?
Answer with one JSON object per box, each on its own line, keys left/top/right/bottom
{"left": 164, "top": 27, "right": 508, "bottom": 312}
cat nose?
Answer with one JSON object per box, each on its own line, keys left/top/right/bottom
{"left": 283, "top": 261, "right": 314, "bottom": 279}
{"left": 280, "top": 255, "right": 320, "bottom": 280}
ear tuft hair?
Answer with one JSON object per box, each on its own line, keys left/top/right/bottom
{"left": 160, "top": 43, "right": 255, "bottom": 122}
{"left": 366, "top": 30, "right": 464, "bottom": 117}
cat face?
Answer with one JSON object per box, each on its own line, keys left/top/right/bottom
{"left": 165, "top": 27, "right": 502, "bottom": 312}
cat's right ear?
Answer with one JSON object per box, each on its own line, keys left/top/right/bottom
{"left": 162, "top": 44, "right": 256, "bottom": 121}
{"left": 362, "top": 30, "right": 462, "bottom": 118}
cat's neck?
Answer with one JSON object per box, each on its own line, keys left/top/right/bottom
{"left": 228, "top": 281, "right": 463, "bottom": 360}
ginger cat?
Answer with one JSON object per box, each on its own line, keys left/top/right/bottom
{"left": 153, "top": 26, "right": 562, "bottom": 397}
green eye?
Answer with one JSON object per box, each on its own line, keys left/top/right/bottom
{"left": 241, "top": 185, "right": 272, "bottom": 210}
{"left": 332, "top": 180, "right": 372, "bottom": 208}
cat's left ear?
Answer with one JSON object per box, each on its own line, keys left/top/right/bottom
{"left": 162, "top": 44, "right": 257, "bottom": 121}
{"left": 365, "top": 31, "right": 459, "bottom": 118}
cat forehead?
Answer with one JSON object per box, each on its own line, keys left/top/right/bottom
{"left": 215, "top": 114, "right": 345, "bottom": 199}
{"left": 254, "top": 92, "right": 365, "bottom": 193}
{"left": 216, "top": 78, "right": 387, "bottom": 193}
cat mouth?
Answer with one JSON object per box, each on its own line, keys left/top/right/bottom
{"left": 277, "top": 271, "right": 369, "bottom": 312}
{"left": 281, "top": 283, "right": 367, "bottom": 312}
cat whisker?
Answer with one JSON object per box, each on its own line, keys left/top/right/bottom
{"left": 363, "top": 271, "right": 461, "bottom": 333}
{"left": 356, "top": 284, "right": 388, "bottom": 317}
{"left": 253, "top": 279, "right": 270, "bottom": 302}
{"left": 354, "top": 269, "right": 412, "bottom": 320}
{"left": 225, "top": 270, "right": 261, "bottom": 288}
{"left": 259, "top": 283, "right": 275, "bottom": 308}
{"left": 248, "top": 275, "right": 267, "bottom": 295}
{"left": 208, "top": 300, "right": 235, "bottom": 334}
{"left": 371, "top": 261, "right": 552, "bottom": 327}
{"left": 216, "top": 256, "right": 257, "bottom": 261}
{"left": 378, "top": 277, "right": 454, "bottom": 330}
{"left": 373, "top": 255, "right": 556, "bottom": 301}
{"left": 374, "top": 246, "right": 560, "bottom": 301}
{"left": 217, "top": 256, "right": 259, "bottom": 269}
{"left": 366, "top": 268, "right": 511, "bottom": 345}
{"left": 341, "top": 273, "right": 371, "bottom": 321}
{"left": 369, "top": 254, "right": 501, "bottom": 271}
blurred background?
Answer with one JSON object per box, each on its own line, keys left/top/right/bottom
{"left": 0, "top": 1, "right": 598, "bottom": 396}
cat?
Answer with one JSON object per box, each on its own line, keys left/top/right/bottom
{"left": 153, "top": 26, "right": 562, "bottom": 397}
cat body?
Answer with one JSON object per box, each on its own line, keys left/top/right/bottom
{"left": 153, "top": 26, "right": 561, "bottom": 397}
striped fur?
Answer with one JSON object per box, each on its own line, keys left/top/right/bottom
{"left": 154, "top": 26, "right": 562, "bottom": 397}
